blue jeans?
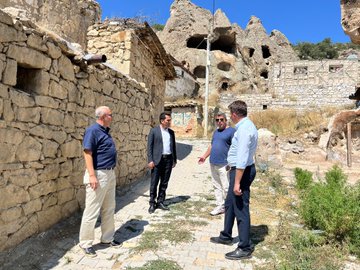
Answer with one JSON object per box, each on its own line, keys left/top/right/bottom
{"left": 220, "top": 164, "right": 256, "bottom": 251}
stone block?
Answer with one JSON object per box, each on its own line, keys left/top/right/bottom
{"left": 46, "top": 42, "right": 62, "bottom": 59}
{"left": 0, "top": 216, "right": 27, "bottom": 237}
{"left": 76, "top": 187, "right": 86, "bottom": 209}
{"left": 5, "top": 215, "right": 38, "bottom": 251}
{"left": 16, "top": 136, "right": 42, "bottom": 162}
{"left": 7, "top": 45, "right": 51, "bottom": 70}
{"left": 60, "top": 140, "right": 82, "bottom": 158}
{"left": 1, "top": 206, "right": 23, "bottom": 222}
{"left": 0, "top": 10, "right": 14, "bottom": 25}
{"left": 22, "top": 198, "right": 42, "bottom": 216}
{"left": 28, "top": 180, "right": 57, "bottom": 199}
{"left": 37, "top": 205, "right": 61, "bottom": 232}
{"left": 0, "top": 184, "right": 29, "bottom": 209}
{"left": 2, "top": 58, "right": 17, "bottom": 86}
{"left": 16, "top": 107, "right": 41, "bottom": 123}
{"left": 42, "top": 139, "right": 59, "bottom": 158}
{"left": 42, "top": 194, "right": 58, "bottom": 209}
{"left": 58, "top": 188, "right": 74, "bottom": 205}
{"left": 3, "top": 168, "right": 38, "bottom": 188}
{"left": 40, "top": 107, "right": 64, "bottom": 126}
{"left": 0, "top": 23, "right": 27, "bottom": 42}
{"left": 37, "top": 163, "right": 60, "bottom": 182}
{"left": 34, "top": 95, "right": 60, "bottom": 109}
{"left": 31, "top": 70, "right": 50, "bottom": 95}
{"left": 59, "top": 160, "right": 74, "bottom": 178}
{"left": 61, "top": 200, "right": 78, "bottom": 218}
{"left": 0, "top": 128, "right": 25, "bottom": 144}
{"left": 49, "top": 80, "right": 67, "bottom": 99}
{"left": 9, "top": 89, "right": 35, "bottom": 107}
{"left": 58, "top": 55, "right": 75, "bottom": 81}
{"left": 27, "top": 33, "right": 47, "bottom": 52}
{"left": 0, "top": 84, "right": 8, "bottom": 98}
{"left": 0, "top": 143, "right": 16, "bottom": 163}
{"left": 57, "top": 176, "right": 73, "bottom": 191}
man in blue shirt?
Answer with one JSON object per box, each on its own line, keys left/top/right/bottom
{"left": 79, "top": 106, "right": 121, "bottom": 257}
{"left": 198, "top": 113, "right": 235, "bottom": 215}
{"left": 210, "top": 100, "right": 258, "bottom": 260}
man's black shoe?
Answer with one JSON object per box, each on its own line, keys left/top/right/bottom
{"left": 80, "top": 246, "right": 97, "bottom": 257}
{"left": 157, "top": 202, "right": 170, "bottom": 211}
{"left": 210, "top": 236, "right": 233, "bottom": 246}
{"left": 225, "top": 248, "right": 252, "bottom": 260}
{"left": 148, "top": 204, "right": 156, "bottom": 214}
{"left": 100, "top": 240, "right": 122, "bottom": 247}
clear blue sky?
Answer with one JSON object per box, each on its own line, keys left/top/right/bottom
{"left": 96, "top": 0, "right": 350, "bottom": 44}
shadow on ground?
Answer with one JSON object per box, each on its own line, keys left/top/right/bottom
{"left": 251, "top": 224, "right": 269, "bottom": 245}
{"left": 0, "top": 175, "right": 153, "bottom": 270}
{"left": 176, "top": 142, "right": 193, "bottom": 160}
{"left": 164, "top": 195, "right": 191, "bottom": 206}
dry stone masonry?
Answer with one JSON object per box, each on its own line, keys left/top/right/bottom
{"left": 0, "top": 9, "right": 153, "bottom": 251}
{"left": 0, "top": 0, "right": 101, "bottom": 49}
{"left": 87, "top": 19, "right": 175, "bottom": 124}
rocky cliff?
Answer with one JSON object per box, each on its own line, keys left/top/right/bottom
{"left": 158, "top": 0, "right": 298, "bottom": 100}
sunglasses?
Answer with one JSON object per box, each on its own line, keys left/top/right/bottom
{"left": 215, "top": 118, "right": 225, "bottom": 122}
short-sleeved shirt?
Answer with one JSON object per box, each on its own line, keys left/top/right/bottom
{"left": 210, "top": 127, "right": 236, "bottom": 166}
{"left": 83, "top": 123, "right": 117, "bottom": 170}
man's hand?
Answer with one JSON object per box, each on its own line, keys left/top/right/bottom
{"left": 89, "top": 175, "right": 98, "bottom": 190}
{"left": 198, "top": 157, "right": 206, "bottom": 165}
{"left": 172, "top": 162, "right": 176, "bottom": 168}
{"left": 148, "top": 161, "right": 155, "bottom": 169}
{"left": 233, "top": 183, "right": 242, "bottom": 196}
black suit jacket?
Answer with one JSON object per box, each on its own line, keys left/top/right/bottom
{"left": 147, "top": 126, "right": 177, "bottom": 166}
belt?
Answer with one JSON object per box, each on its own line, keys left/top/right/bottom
{"left": 162, "top": 154, "right": 172, "bottom": 159}
{"left": 97, "top": 166, "right": 115, "bottom": 170}
{"left": 230, "top": 164, "right": 254, "bottom": 171}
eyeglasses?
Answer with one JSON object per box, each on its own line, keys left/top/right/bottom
{"left": 105, "top": 114, "right": 113, "bottom": 117}
{"left": 215, "top": 118, "right": 225, "bottom": 122}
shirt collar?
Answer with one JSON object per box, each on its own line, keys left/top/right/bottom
{"left": 235, "top": 117, "right": 248, "bottom": 130}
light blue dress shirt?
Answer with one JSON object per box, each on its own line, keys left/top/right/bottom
{"left": 227, "top": 117, "right": 258, "bottom": 169}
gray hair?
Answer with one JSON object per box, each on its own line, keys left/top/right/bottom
{"left": 95, "top": 106, "right": 110, "bottom": 119}
{"left": 216, "top": 112, "right": 227, "bottom": 120}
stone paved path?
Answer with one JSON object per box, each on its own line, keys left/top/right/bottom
{"left": 1, "top": 139, "right": 267, "bottom": 269}
{"left": 1, "top": 139, "right": 358, "bottom": 269}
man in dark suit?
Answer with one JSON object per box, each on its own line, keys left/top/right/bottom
{"left": 147, "top": 112, "right": 177, "bottom": 214}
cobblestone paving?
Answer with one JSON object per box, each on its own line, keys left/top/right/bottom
{"left": 0, "top": 139, "right": 295, "bottom": 269}
{"left": 1, "top": 139, "right": 359, "bottom": 269}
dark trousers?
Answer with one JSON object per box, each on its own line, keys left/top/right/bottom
{"left": 220, "top": 164, "right": 256, "bottom": 251}
{"left": 149, "top": 156, "right": 173, "bottom": 205}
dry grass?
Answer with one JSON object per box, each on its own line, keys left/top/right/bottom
{"left": 249, "top": 108, "right": 339, "bottom": 136}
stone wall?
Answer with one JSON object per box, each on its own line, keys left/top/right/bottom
{"left": 220, "top": 60, "right": 359, "bottom": 112}
{"left": 0, "top": 0, "right": 100, "bottom": 49}
{"left": 87, "top": 21, "right": 171, "bottom": 125}
{"left": 166, "top": 66, "right": 198, "bottom": 99}
{"left": 0, "top": 10, "right": 151, "bottom": 251}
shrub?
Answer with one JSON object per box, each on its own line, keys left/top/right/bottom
{"left": 294, "top": 167, "right": 313, "bottom": 190}
{"left": 299, "top": 166, "right": 360, "bottom": 256}
{"left": 279, "top": 229, "right": 341, "bottom": 270}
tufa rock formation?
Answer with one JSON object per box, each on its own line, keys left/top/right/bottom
{"left": 158, "top": 0, "right": 298, "bottom": 101}
{"left": 341, "top": 0, "right": 360, "bottom": 44}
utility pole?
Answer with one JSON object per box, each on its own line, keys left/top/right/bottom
{"left": 204, "top": 0, "right": 215, "bottom": 138}
{"left": 204, "top": 30, "right": 211, "bottom": 138}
